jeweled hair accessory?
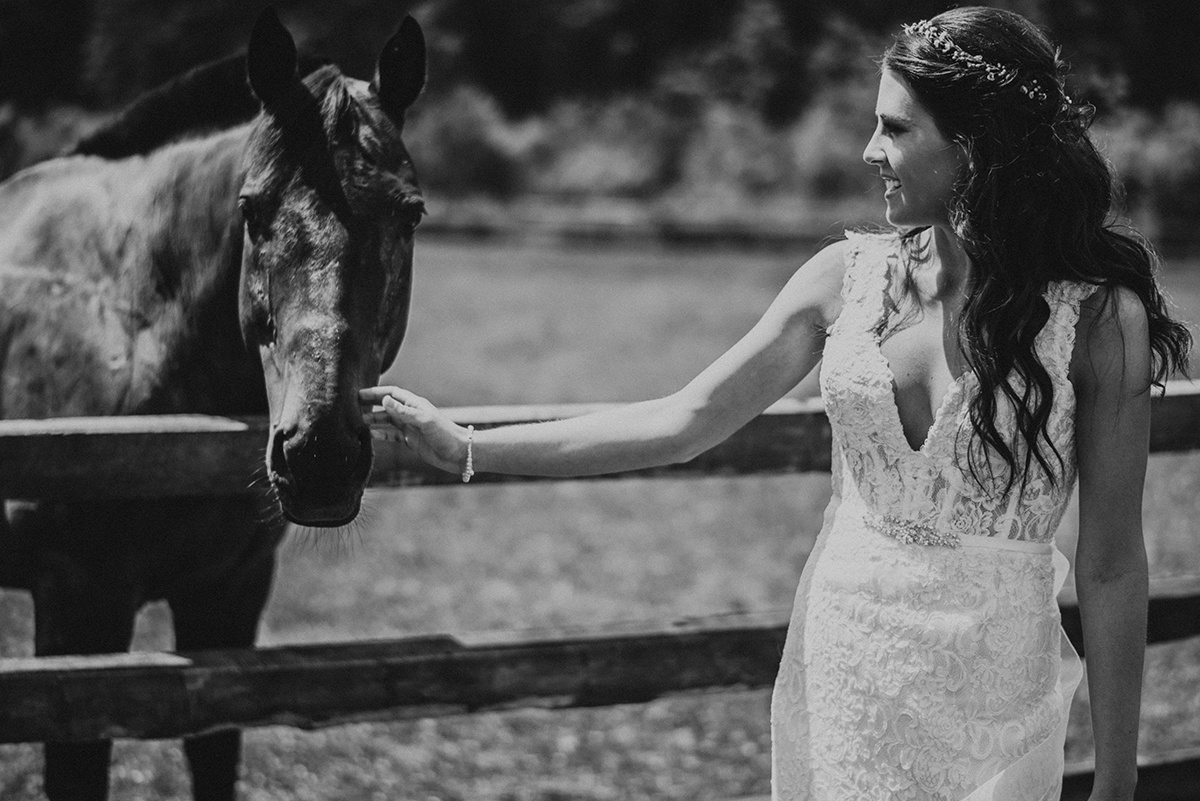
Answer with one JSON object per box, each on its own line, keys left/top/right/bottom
{"left": 903, "top": 19, "right": 1050, "bottom": 103}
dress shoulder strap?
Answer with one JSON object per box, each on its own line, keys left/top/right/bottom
{"left": 1045, "top": 280, "right": 1101, "bottom": 308}
{"left": 1040, "top": 280, "right": 1101, "bottom": 382}
{"left": 838, "top": 231, "right": 898, "bottom": 328}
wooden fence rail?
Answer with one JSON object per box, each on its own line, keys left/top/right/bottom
{"left": 3, "top": 379, "right": 1200, "bottom": 499}
{"left": 3, "top": 380, "right": 1200, "bottom": 797}
{"left": 2, "top": 578, "right": 1200, "bottom": 744}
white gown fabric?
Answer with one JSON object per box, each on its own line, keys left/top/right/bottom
{"left": 771, "top": 231, "right": 1090, "bottom": 800}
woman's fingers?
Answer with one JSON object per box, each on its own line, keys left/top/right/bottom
{"left": 358, "top": 386, "right": 426, "bottom": 407}
{"left": 360, "top": 387, "right": 438, "bottom": 455}
{"left": 382, "top": 395, "right": 423, "bottom": 423}
{"left": 358, "top": 386, "right": 462, "bottom": 475}
{"left": 358, "top": 386, "right": 396, "bottom": 405}
{"left": 359, "top": 386, "right": 453, "bottom": 463}
{"left": 358, "top": 387, "right": 425, "bottom": 420}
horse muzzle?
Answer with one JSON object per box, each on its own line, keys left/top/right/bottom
{"left": 266, "top": 421, "right": 373, "bottom": 527}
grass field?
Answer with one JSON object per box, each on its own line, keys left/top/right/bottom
{"left": 2, "top": 236, "right": 1200, "bottom": 799}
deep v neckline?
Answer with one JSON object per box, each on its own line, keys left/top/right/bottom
{"left": 872, "top": 236, "right": 972, "bottom": 457}
{"left": 877, "top": 346, "right": 968, "bottom": 456}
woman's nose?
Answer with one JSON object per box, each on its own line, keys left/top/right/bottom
{"left": 862, "top": 126, "right": 884, "bottom": 166}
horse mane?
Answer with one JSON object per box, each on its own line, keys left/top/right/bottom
{"left": 71, "top": 51, "right": 332, "bottom": 159}
{"left": 305, "top": 66, "right": 357, "bottom": 135}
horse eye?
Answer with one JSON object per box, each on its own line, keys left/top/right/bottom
{"left": 397, "top": 201, "right": 425, "bottom": 235}
{"left": 252, "top": 302, "right": 277, "bottom": 345}
{"left": 238, "top": 196, "right": 262, "bottom": 237}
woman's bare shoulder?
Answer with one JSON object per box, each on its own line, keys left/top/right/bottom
{"left": 1073, "top": 283, "right": 1152, "bottom": 391}
{"left": 777, "top": 238, "right": 853, "bottom": 330}
{"left": 1077, "top": 284, "right": 1150, "bottom": 354}
{"left": 805, "top": 237, "right": 854, "bottom": 278}
{"left": 790, "top": 231, "right": 901, "bottom": 326}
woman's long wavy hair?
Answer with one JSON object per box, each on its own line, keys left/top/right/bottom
{"left": 883, "top": 6, "right": 1191, "bottom": 491}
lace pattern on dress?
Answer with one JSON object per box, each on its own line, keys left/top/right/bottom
{"left": 772, "top": 483, "right": 1078, "bottom": 800}
{"left": 819, "top": 231, "right": 1097, "bottom": 545}
{"left": 770, "top": 231, "right": 1087, "bottom": 800}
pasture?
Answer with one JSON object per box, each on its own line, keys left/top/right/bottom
{"left": 3, "top": 235, "right": 1200, "bottom": 800}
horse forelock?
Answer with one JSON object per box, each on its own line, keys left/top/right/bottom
{"left": 247, "top": 67, "right": 353, "bottom": 221}
{"left": 248, "top": 65, "right": 419, "bottom": 222}
{"left": 336, "top": 80, "right": 424, "bottom": 220}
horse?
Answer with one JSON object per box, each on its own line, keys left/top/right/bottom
{"left": 0, "top": 8, "right": 426, "bottom": 800}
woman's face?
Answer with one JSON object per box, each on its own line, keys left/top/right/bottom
{"left": 862, "top": 68, "right": 965, "bottom": 230}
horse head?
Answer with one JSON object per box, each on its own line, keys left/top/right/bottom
{"left": 239, "top": 8, "right": 425, "bottom": 526}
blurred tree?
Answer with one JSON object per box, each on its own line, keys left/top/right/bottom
{"left": 84, "top": 0, "right": 259, "bottom": 106}
{"left": 0, "top": 0, "right": 93, "bottom": 105}
{"left": 669, "top": 0, "right": 804, "bottom": 125}
{"left": 420, "top": 0, "right": 1199, "bottom": 124}
{"left": 83, "top": 0, "right": 412, "bottom": 106}
{"left": 0, "top": 1, "right": 418, "bottom": 108}
{"left": 403, "top": 85, "right": 525, "bottom": 198}
{"left": 0, "top": 0, "right": 1196, "bottom": 229}
{"left": 425, "top": 0, "right": 745, "bottom": 118}
{"left": 1041, "top": 0, "right": 1200, "bottom": 110}
{"left": 0, "top": 0, "right": 1193, "bottom": 114}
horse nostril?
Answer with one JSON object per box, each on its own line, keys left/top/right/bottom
{"left": 269, "top": 425, "right": 296, "bottom": 483}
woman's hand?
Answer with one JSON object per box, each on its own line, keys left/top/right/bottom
{"left": 359, "top": 386, "right": 470, "bottom": 477}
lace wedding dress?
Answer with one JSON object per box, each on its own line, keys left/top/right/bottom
{"left": 771, "top": 231, "right": 1091, "bottom": 800}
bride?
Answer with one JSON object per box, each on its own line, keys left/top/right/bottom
{"left": 363, "top": 7, "right": 1190, "bottom": 800}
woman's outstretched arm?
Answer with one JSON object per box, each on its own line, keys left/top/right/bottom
{"left": 361, "top": 240, "right": 849, "bottom": 479}
{"left": 1072, "top": 285, "right": 1154, "bottom": 801}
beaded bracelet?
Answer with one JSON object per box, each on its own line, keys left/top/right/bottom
{"left": 461, "top": 425, "right": 475, "bottom": 483}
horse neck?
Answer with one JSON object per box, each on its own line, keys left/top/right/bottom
{"left": 144, "top": 125, "right": 250, "bottom": 274}
{"left": 127, "top": 124, "right": 265, "bottom": 414}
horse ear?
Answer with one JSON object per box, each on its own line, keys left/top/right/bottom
{"left": 372, "top": 15, "right": 426, "bottom": 125}
{"left": 247, "top": 7, "right": 299, "bottom": 108}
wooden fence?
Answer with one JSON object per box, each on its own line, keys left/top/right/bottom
{"left": 3, "top": 381, "right": 1200, "bottom": 799}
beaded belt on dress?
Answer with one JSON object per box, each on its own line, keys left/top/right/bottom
{"left": 864, "top": 510, "right": 960, "bottom": 548}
